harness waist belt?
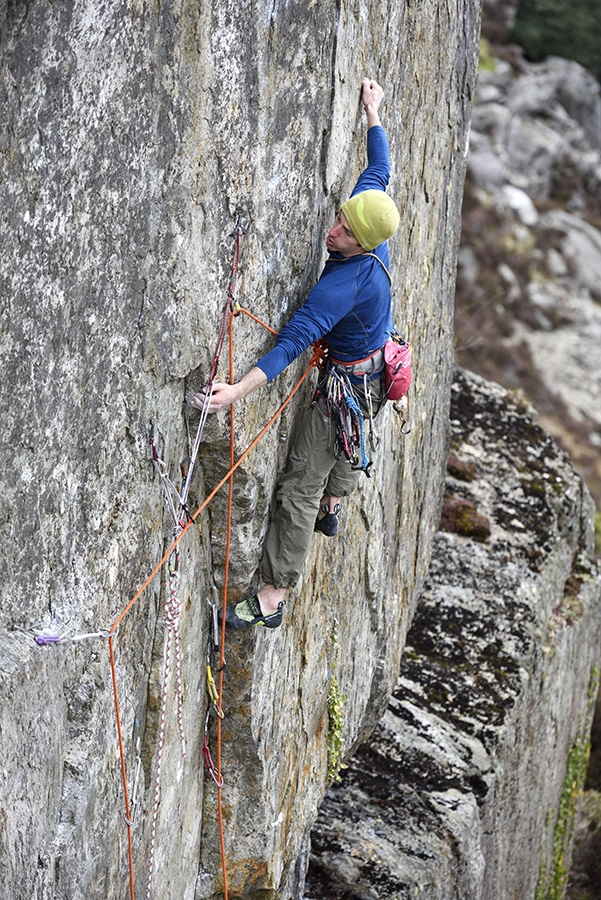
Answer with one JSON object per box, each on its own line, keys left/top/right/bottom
{"left": 328, "top": 347, "right": 385, "bottom": 378}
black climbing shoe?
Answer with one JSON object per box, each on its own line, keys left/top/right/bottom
{"left": 314, "top": 502, "right": 341, "bottom": 537}
{"left": 218, "top": 595, "right": 285, "bottom": 630}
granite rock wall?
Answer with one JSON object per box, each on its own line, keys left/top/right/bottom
{"left": 0, "top": 1, "right": 480, "bottom": 898}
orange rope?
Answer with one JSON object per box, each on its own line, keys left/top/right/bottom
{"left": 213, "top": 312, "right": 238, "bottom": 900}
{"left": 109, "top": 349, "right": 321, "bottom": 637}
{"left": 108, "top": 324, "right": 325, "bottom": 898}
{"left": 236, "top": 306, "right": 278, "bottom": 336}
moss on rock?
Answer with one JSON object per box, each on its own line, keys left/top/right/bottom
{"left": 440, "top": 495, "right": 491, "bottom": 541}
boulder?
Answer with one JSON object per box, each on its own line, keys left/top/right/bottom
{"left": 473, "top": 54, "right": 601, "bottom": 201}
{"left": 305, "top": 368, "right": 601, "bottom": 900}
{"left": 540, "top": 209, "right": 601, "bottom": 302}
{"left": 543, "top": 56, "right": 601, "bottom": 151}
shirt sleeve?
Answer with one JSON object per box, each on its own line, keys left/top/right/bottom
{"left": 255, "top": 126, "right": 392, "bottom": 382}
{"left": 255, "top": 264, "right": 359, "bottom": 382}
{"left": 350, "top": 125, "right": 391, "bottom": 196}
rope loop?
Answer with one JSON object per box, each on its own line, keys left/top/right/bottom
{"left": 164, "top": 572, "right": 182, "bottom": 630}
{"left": 163, "top": 598, "right": 182, "bottom": 630}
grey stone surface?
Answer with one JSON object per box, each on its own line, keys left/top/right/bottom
{"left": 460, "top": 46, "right": 601, "bottom": 445}
{"left": 0, "top": 1, "right": 480, "bottom": 899}
{"left": 473, "top": 54, "right": 601, "bottom": 201}
{"left": 305, "top": 368, "right": 601, "bottom": 900}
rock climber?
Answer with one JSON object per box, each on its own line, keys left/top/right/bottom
{"left": 192, "top": 77, "right": 400, "bottom": 629}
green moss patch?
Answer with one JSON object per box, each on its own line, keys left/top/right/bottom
{"left": 536, "top": 667, "right": 601, "bottom": 900}
{"left": 440, "top": 495, "right": 491, "bottom": 542}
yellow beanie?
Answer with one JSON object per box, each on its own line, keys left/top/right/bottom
{"left": 341, "top": 189, "right": 400, "bottom": 251}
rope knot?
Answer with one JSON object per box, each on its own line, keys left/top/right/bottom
{"left": 164, "top": 572, "right": 182, "bottom": 629}
{"left": 164, "top": 599, "right": 181, "bottom": 630}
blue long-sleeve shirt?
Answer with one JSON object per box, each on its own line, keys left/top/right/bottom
{"left": 256, "top": 125, "right": 394, "bottom": 382}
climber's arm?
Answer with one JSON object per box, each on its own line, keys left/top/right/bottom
{"left": 191, "top": 366, "right": 268, "bottom": 413}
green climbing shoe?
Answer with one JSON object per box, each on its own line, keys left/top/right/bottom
{"left": 219, "top": 595, "right": 285, "bottom": 630}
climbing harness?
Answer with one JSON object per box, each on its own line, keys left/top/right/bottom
{"left": 312, "top": 362, "right": 377, "bottom": 477}
{"left": 322, "top": 250, "right": 412, "bottom": 439}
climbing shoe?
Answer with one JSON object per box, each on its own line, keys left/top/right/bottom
{"left": 314, "top": 502, "right": 341, "bottom": 537}
{"left": 218, "top": 595, "right": 285, "bottom": 630}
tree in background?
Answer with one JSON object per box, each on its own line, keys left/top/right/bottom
{"left": 511, "top": 0, "right": 601, "bottom": 79}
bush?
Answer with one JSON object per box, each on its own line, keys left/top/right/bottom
{"left": 511, "top": 0, "right": 601, "bottom": 79}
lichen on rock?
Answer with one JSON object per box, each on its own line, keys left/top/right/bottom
{"left": 305, "top": 368, "right": 601, "bottom": 900}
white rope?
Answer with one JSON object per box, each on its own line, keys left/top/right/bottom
{"left": 145, "top": 556, "right": 186, "bottom": 900}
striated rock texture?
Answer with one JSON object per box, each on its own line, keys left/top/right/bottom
{"left": 0, "top": 1, "right": 480, "bottom": 899}
{"left": 305, "top": 368, "right": 601, "bottom": 900}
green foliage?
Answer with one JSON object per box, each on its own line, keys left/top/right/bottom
{"left": 327, "top": 675, "right": 346, "bottom": 783}
{"left": 326, "top": 620, "right": 346, "bottom": 783}
{"left": 594, "top": 510, "right": 601, "bottom": 559}
{"left": 478, "top": 37, "right": 497, "bottom": 72}
{"left": 511, "top": 0, "right": 601, "bottom": 79}
{"left": 535, "top": 667, "right": 600, "bottom": 900}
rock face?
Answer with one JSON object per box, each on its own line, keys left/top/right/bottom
{"left": 305, "top": 368, "right": 601, "bottom": 900}
{"left": 0, "top": 2, "right": 480, "bottom": 899}
{"left": 455, "top": 42, "right": 601, "bottom": 502}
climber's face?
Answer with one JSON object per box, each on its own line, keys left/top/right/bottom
{"left": 326, "top": 211, "right": 364, "bottom": 257}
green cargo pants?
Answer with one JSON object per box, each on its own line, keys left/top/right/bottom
{"left": 259, "top": 374, "right": 385, "bottom": 589}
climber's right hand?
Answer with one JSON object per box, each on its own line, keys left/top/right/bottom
{"left": 191, "top": 382, "right": 239, "bottom": 413}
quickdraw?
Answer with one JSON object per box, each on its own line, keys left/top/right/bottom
{"left": 179, "top": 214, "right": 247, "bottom": 512}
{"left": 312, "top": 364, "right": 374, "bottom": 477}
{"left": 203, "top": 599, "right": 225, "bottom": 783}
{"left": 124, "top": 738, "right": 142, "bottom": 827}
{"left": 203, "top": 709, "right": 224, "bottom": 787}
{"left": 205, "top": 598, "right": 224, "bottom": 720}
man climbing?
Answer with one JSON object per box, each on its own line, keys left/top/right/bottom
{"left": 192, "top": 77, "right": 400, "bottom": 629}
